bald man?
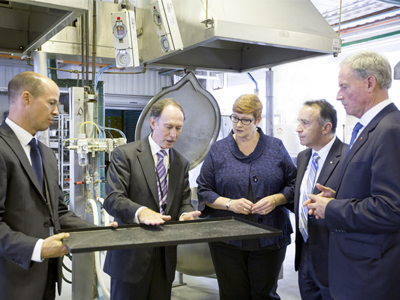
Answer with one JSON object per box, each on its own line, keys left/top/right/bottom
{"left": 0, "top": 72, "right": 98, "bottom": 300}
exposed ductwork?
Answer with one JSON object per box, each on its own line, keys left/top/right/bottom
{"left": 0, "top": 0, "right": 87, "bottom": 55}
{"left": 135, "top": 0, "right": 342, "bottom": 72}
{"left": 0, "top": 0, "right": 342, "bottom": 72}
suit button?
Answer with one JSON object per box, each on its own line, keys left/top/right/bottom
{"left": 253, "top": 176, "right": 258, "bottom": 182}
{"left": 44, "top": 222, "right": 49, "bottom": 227}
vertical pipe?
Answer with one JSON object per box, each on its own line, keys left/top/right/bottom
{"left": 48, "top": 59, "right": 58, "bottom": 81}
{"left": 85, "top": 11, "right": 90, "bottom": 87}
{"left": 265, "top": 68, "right": 274, "bottom": 136}
{"left": 97, "top": 81, "right": 105, "bottom": 199}
{"left": 33, "top": 51, "right": 50, "bottom": 147}
{"left": 81, "top": 13, "right": 85, "bottom": 87}
{"left": 33, "top": 51, "right": 47, "bottom": 76}
{"left": 92, "top": 0, "right": 97, "bottom": 92}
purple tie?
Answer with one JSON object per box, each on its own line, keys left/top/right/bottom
{"left": 156, "top": 150, "right": 168, "bottom": 214}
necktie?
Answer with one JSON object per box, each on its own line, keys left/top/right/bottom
{"left": 345, "top": 122, "right": 364, "bottom": 157}
{"left": 156, "top": 150, "right": 168, "bottom": 214}
{"left": 299, "top": 152, "right": 320, "bottom": 242}
{"left": 29, "top": 138, "right": 43, "bottom": 189}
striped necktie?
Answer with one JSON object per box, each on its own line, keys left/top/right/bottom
{"left": 156, "top": 150, "right": 168, "bottom": 214}
{"left": 299, "top": 152, "right": 320, "bottom": 242}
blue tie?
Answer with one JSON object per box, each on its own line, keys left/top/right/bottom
{"left": 345, "top": 122, "right": 363, "bottom": 157}
{"left": 299, "top": 152, "right": 320, "bottom": 242}
{"left": 29, "top": 138, "right": 43, "bottom": 189}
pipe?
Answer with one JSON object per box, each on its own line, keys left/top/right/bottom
{"left": 86, "top": 11, "right": 90, "bottom": 87}
{"left": 92, "top": 0, "right": 97, "bottom": 92}
{"left": 88, "top": 199, "right": 110, "bottom": 300}
{"left": 81, "top": 13, "right": 85, "bottom": 87}
{"left": 265, "top": 69, "right": 274, "bottom": 137}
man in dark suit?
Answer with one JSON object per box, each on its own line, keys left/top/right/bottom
{"left": 306, "top": 51, "right": 400, "bottom": 299}
{"left": 294, "top": 100, "right": 347, "bottom": 300}
{"left": 0, "top": 71, "right": 101, "bottom": 300}
{"left": 103, "top": 98, "right": 201, "bottom": 300}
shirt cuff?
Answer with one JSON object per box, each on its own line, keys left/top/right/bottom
{"left": 32, "top": 239, "right": 44, "bottom": 262}
{"left": 134, "top": 206, "right": 146, "bottom": 224}
{"left": 179, "top": 212, "right": 188, "bottom": 220}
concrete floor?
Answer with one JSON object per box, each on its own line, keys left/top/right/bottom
{"left": 57, "top": 214, "right": 301, "bottom": 300}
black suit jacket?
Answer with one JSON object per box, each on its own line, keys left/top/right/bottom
{"left": 294, "top": 137, "right": 347, "bottom": 287}
{"left": 326, "top": 103, "right": 400, "bottom": 300}
{"left": 0, "top": 122, "right": 92, "bottom": 300}
{"left": 103, "top": 137, "right": 193, "bottom": 284}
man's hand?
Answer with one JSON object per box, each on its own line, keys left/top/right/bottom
{"left": 41, "top": 233, "right": 70, "bottom": 259}
{"left": 137, "top": 207, "right": 171, "bottom": 225}
{"left": 304, "top": 194, "right": 334, "bottom": 219}
{"left": 316, "top": 183, "right": 336, "bottom": 198}
{"left": 179, "top": 211, "right": 201, "bottom": 221}
{"left": 106, "top": 221, "right": 118, "bottom": 228}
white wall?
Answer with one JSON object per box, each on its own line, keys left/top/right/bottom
{"left": 209, "top": 34, "right": 400, "bottom": 146}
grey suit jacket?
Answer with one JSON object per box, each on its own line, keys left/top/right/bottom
{"left": 326, "top": 103, "right": 400, "bottom": 300}
{"left": 103, "top": 136, "right": 193, "bottom": 284}
{"left": 0, "top": 122, "right": 92, "bottom": 300}
{"left": 293, "top": 137, "right": 347, "bottom": 287}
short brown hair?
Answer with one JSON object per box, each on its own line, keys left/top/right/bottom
{"left": 150, "top": 98, "right": 186, "bottom": 121}
{"left": 8, "top": 71, "right": 45, "bottom": 104}
{"left": 233, "top": 94, "right": 262, "bottom": 119}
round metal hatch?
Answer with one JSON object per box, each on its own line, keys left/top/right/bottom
{"left": 135, "top": 71, "right": 221, "bottom": 170}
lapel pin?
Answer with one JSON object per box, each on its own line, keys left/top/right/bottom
{"left": 360, "top": 137, "right": 363, "bottom": 140}
{"left": 330, "top": 161, "right": 333, "bottom": 164}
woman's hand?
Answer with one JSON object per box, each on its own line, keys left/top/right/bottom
{"left": 252, "top": 195, "right": 276, "bottom": 215}
{"left": 230, "top": 198, "right": 253, "bottom": 215}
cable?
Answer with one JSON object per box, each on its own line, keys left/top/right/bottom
{"left": 102, "top": 126, "right": 126, "bottom": 139}
{"left": 95, "top": 64, "right": 116, "bottom": 91}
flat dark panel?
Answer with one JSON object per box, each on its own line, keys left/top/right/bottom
{"left": 62, "top": 217, "right": 282, "bottom": 253}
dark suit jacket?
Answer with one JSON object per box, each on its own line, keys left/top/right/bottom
{"left": 0, "top": 122, "right": 92, "bottom": 300}
{"left": 103, "top": 137, "right": 193, "bottom": 284}
{"left": 293, "top": 137, "right": 347, "bottom": 287}
{"left": 325, "top": 103, "right": 400, "bottom": 300}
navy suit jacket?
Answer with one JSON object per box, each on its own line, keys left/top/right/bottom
{"left": 293, "top": 137, "right": 347, "bottom": 287}
{"left": 0, "top": 122, "right": 91, "bottom": 300}
{"left": 103, "top": 137, "right": 193, "bottom": 285}
{"left": 326, "top": 103, "right": 400, "bottom": 300}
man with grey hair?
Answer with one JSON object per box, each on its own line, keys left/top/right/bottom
{"left": 294, "top": 100, "right": 347, "bottom": 300}
{"left": 103, "top": 98, "right": 200, "bottom": 300}
{"left": 305, "top": 51, "right": 400, "bottom": 299}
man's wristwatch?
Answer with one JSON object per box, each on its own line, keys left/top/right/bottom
{"left": 226, "top": 199, "right": 232, "bottom": 211}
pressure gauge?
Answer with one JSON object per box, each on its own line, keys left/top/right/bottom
{"left": 113, "top": 20, "right": 128, "bottom": 40}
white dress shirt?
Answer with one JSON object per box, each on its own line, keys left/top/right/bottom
{"left": 350, "top": 99, "right": 392, "bottom": 149}
{"left": 299, "top": 136, "right": 337, "bottom": 207}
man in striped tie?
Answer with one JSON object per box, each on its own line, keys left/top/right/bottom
{"left": 104, "top": 98, "right": 201, "bottom": 300}
{"left": 294, "top": 100, "right": 348, "bottom": 300}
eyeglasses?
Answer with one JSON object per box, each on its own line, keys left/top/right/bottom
{"left": 230, "top": 115, "right": 255, "bottom": 125}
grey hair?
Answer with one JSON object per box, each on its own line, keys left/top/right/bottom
{"left": 340, "top": 50, "right": 392, "bottom": 90}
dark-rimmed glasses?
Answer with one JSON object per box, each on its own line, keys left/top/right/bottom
{"left": 230, "top": 115, "right": 255, "bottom": 125}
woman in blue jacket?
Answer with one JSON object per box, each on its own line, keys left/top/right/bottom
{"left": 197, "top": 94, "right": 296, "bottom": 300}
